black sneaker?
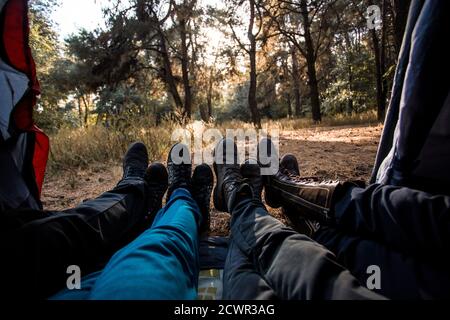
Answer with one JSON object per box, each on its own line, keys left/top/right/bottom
{"left": 122, "top": 142, "right": 149, "bottom": 179}
{"left": 213, "top": 138, "right": 252, "bottom": 213}
{"left": 144, "top": 162, "right": 168, "bottom": 223}
{"left": 167, "top": 143, "right": 192, "bottom": 201}
{"left": 192, "top": 164, "right": 213, "bottom": 234}
{"left": 240, "top": 159, "right": 263, "bottom": 201}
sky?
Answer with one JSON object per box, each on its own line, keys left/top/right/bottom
{"left": 51, "top": 0, "right": 224, "bottom": 41}
{"left": 51, "top": 0, "right": 243, "bottom": 69}
{"left": 52, "top": 0, "right": 109, "bottom": 40}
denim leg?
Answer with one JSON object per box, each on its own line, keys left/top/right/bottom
{"left": 77, "top": 188, "right": 202, "bottom": 300}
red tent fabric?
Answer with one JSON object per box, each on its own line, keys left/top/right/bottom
{"left": 1, "top": 0, "right": 49, "bottom": 196}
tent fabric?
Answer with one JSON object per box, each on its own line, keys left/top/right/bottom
{"left": 371, "top": 0, "right": 450, "bottom": 195}
{"left": 0, "top": 0, "right": 49, "bottom": 203}
{"left": 0, "top": 58, "right": 29, "bottom": 140}
{"left": 0, "top": 133, "right": 40, "bottom": 210}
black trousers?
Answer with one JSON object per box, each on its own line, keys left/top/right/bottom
{"left": 224, "top": 183, "right": 450, "bottom": 300}
{"left": 0, "top": 177, "right": 149, "bottom": 299}
{"left": 222, "top": 196, "right": 384, "bottom": 300}
{"left": 315, "top": 184, "right": 450, "bottom": 299}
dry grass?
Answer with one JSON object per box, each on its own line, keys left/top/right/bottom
{"left": 48, "top": 122, "right": 177, "bottom": 172}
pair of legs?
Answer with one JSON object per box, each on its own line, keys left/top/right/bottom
{"left": 256, "top": 140, "right": 450, "bottom": 299}
{"left": 0, "top": 142, "right": 211, "bottom": 299}
{"left": 213, "top": 139, "right": 383, "bottom": 300}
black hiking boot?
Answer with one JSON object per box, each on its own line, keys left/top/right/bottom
{"left": 167, "top": 143, "right": 192, "bottom": 201}
{"left": 240, "top": 159, "right": 263, "bottom": 201}
{"left": 264, "top": 153, "right": 298, "bottom": 208}
{"left": 192, "top": 164, "right": 213, "bottom": 234}
{"left": 118, "top": 146, "right": 165, "bottom": 243}
{"left": 144, "top": 162, "right": 168, "bottom": 222}
{"left": 265, "top": 153, "right": 348, "bottom": 225}
{"left": 213, "top": 138, "right": 253, "bottom": 213}
{"left": 122, "top": 142, "right": 149, "bottom": 180}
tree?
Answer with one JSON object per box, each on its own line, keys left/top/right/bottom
{"left": 265, "top": 0, "right": 337, "bottom": 122}
{"left": 290, "top": 45, "right": 302, "bottom": 116}
{"left": 391, "top": 0, "right": 411, "bottom": 56}
{"left": 220, "top": 0, "right": 272, "bottom": 128}
{"left": 29, "top": 0, "right": 66, "bottom": 130}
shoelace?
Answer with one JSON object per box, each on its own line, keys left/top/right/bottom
{"left": 279, "top": 168, "right": 319, "bottom": 183}
{"left": 168, "top": 162, "right": 191, "bottom": 188}
{"left": 146, "top": 184, "right": 165, "bottom": 218}
{"left": 124, "top": 166, "right": 146, "bottom": 179}
{"left": 280, "top": 168, "right": 338, "bottom": 185}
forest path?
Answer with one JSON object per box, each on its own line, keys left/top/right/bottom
{"left": 42, "top": 124, "right": 383, "bottom": 235}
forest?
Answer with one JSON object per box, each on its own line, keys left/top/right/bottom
{"left": 31, "top": 0, "right": 410, "bottom": 130}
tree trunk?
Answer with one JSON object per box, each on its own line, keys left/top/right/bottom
{"left": 380, "top": 0, "right": 388, "bottom": 119}
{"left": 344, "top": 35, "right": 354, "bottom": 115}
{"left": 347, "top": 60, "right": 354, "bottom": 114}
{"left": 286, "top": 93, "right": 292, "bottom": 118}
{"left": 96, "top": 113, "right": 102, "bottom": 125}
{"left": 77, "top": 96, "right": 83, "bottom": 126}
{"left": 81, "top": 95, "right": 89, "bottom": 127}
{"left": 371, "top": 29, "right": 385, "bottom": 121}
{"left": 207, "top": 69, "right": 213, "bottom": 119}
{"left": 371, "top": 0, "right": 387, "bottom": 122}
{"left": 248, "top": 0, "right": 262, "bottom": 129}
{"left": 290, "top": 46, "right": 302, "bottom": 117}
{"left": 159, "top": 31, "right": 184, "bottom": 112}
{"left": 300, "top": 0, "right": 321, "bottom": 122}
{"left": 392, "top": 0, "right": 411, "bottom": 57}
{"left": 180, "top": 18, "right": 192, "bottom": 119}
{"left": 199, "top": 105, "right": 208, "bottom": 122}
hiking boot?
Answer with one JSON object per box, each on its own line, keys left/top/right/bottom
{"left": 144, "top": 162, "right": 168, "bottom": 222}
{"left": 265, "top": 153, "right": 298, "bottom": 208}
{"left": 240, "top": 159, "right": 263, "bottom": 201}
{"left": 167, "top": 143, "right": 192, "bottom": 201}
{"left": 118, "top": 161, "right": 167, "bottom": 244}
{"left": 122, "top": 142, "right": 149, "bottom": 179}
{"left": 213, "top": 138, "right": 252, "bottom": 213}
{"left": 192, "top": 164, "right": 213, "bottom": 234}
{"left": 265, "top": 153, "right": 347, "bottom": 225}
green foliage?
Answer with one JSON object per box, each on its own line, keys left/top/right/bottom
{"left": 322, "top": 47, "right": 377, "bottom": 115}
{"left": 29, "top": 0, "right": 67, "bottom": 131}
{"left": 28, "top": 0, "right": 402, "bottom": 133}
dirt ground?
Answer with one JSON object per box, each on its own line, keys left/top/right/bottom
{"left": 41, "top": 124, "right": 382, "bottom": 236}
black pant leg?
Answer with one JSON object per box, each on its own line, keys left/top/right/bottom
{"left": 335, "top": 184, "right": 450, "bottom": 258}
{"left": 224, "top": 197, "right": 383, "bottom": 300}
{"left": 314, "top": 226, "right": 450, "bottom": 299}
{"left": 223, "top": 237, "right": 277, "bottom": 300}
{"left": 0, "top": 177, "right": 149, "bottom": 299}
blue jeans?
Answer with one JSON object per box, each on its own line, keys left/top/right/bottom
{"left": 52, "top": 188, "right": 201, "bottom": 300}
